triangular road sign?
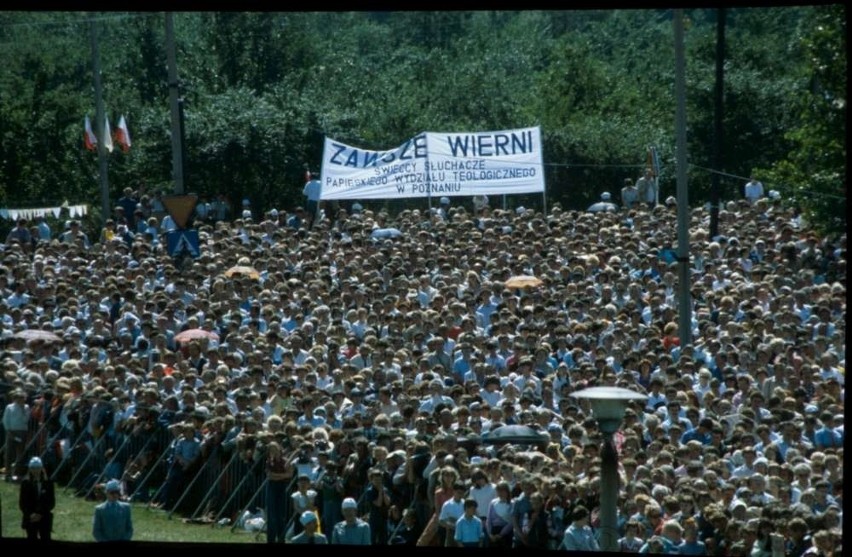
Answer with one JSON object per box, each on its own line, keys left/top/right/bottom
{"left": 161, "top": 194, "right": 198, "bottom": 229}
{"left": 166, "top": 229, "right": 200, "bottom": 258}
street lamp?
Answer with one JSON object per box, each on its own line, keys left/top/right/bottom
{"left": 571, "top": 386, "right": 648, "bottom": 552}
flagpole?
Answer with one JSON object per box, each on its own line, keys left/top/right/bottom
{"left": 166, "top": 12, "right": 184, "bottom": 194}
{"left": 674, "top": 9, "right": 692, "bottom": 347}
{"left": 90, "top": 16, "right": 110, "bottom": 221}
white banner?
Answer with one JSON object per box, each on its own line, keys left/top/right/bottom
{"left": 320, "top": 126, "right": 544, "bottom": 200}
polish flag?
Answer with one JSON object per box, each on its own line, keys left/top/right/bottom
{"left": 114, "top": 115, "right": 132, "bottom": 153}
{"left": 84, "top": 116, "right": 97, "bottom": 151}
{"left": 305, "top": 169, "right": 312, "bottom": 182}
{"left": 103, "top": 115, "right": 114, "bottom": 153}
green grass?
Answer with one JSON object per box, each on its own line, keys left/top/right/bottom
{"left": 0, "top": 480, "right": 257, "bottom": 543}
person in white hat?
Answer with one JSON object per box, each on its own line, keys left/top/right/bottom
{"left": 288, "top": 510, "right": 328, "bottom": 544}
{"left": 331, "top": 497, "right": 371, "bottom": 545}
{"left": 19, "top": 456, "right": 55, "bottom": 541}
{"left": 93, "top": 479, "right": 133, "bottom": 542}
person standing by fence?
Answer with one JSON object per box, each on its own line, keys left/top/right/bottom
{"left": 3, "top": 389, "right": 30, "bottom": 482}
{"left": 265, "top": 440, "right": 291, "bottom": 543}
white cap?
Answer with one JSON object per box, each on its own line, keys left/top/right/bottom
{"left": 440, "top": 196, "right": 450, "bottom": 205}
{"left": 105, "top": 479, "right": 121, "bottom": 492}
{"left": 28, "top": 456, "right": 43, "bottom": 469}
{"left": 300, "top": 510, "right": 318, "bottom": 525}
{"left": 242, "top": 209, "right": 252, "bottom": 219}
{"left": 342, "top": 497, "right": 358, "bottom": 510}
{"left": 269, "top": 209, "right": 279, "bottom": 217}
{"left": 601, "top": 192, "right": 612, "bottom": 200}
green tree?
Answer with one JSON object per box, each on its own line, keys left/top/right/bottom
{"left": 756, "top": 5, "right": 846, "bottom": 236}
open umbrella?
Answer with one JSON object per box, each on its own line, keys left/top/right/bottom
{"left": 481, "top": 425, "right": 550, "bottom": 446}
{"left": 174, "top": 328, "right": 220, "bottom": 344}
{"left": 224, "top": 265, "right": 260, "bottom": 280}
{"left": 12, "top": 329, "right": 62, "bottom": 343}
{"left": 504, "top": 275, "right": 543, "bottom": 289}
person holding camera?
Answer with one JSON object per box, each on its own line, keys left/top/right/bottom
{"left": 364, "top": 467, "right": 393, "bottom": 544}
{"left": 292, "top": 440, "right": 318, "bottom": 479}
{"left": 317, "top": 455, "right": 345, "bottom": 537}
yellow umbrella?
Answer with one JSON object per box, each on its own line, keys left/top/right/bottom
{"left": 224, "top": 265, "right": 261, "bottom": 280}
{"left": 504, "top": 275, "right": 543, "bottom": 289}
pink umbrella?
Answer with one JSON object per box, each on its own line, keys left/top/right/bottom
{"left": 174, "top": 328, "right": 219, "bottom": 344}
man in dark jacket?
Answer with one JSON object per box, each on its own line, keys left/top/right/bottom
{"left": 19, "top": 457, "right": 56, "bottom": 541}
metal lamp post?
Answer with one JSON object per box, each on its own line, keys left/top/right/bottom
{"left": 570, "top": 386, "right": 648, "bottom": 552}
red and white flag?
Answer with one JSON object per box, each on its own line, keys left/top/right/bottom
{"left": 103, "top": 115, "right": 114, "bottom": 153}
{"left": 84, "top": 115, "right": 97, "bottom": 151}
{"left": 114, "top": 115, "right": 131, "bottom": 153}
{"left": 305, "top": 169, "right": 312, "bottom": 182}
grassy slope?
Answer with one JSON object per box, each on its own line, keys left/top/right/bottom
{"left": 0, "top": 481, "right": 256, "bottom": 543}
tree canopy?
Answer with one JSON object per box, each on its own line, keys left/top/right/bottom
{"left": 0, "top": 9, "right": 845, "bottom": 235}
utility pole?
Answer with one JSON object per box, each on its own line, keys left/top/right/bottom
{"left": 709, "top": 8, "right": 726, "bottom": 239}
{"left": 90, "top": 17, "right": 110, "bottom": 221}
{"left": 165, "top": 12, "right": 184, "bottom": 194}
{"left": 674, "top": 10, "right": 692, "bottom": 346}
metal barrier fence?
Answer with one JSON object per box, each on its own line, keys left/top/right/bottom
{"left": 5, "top": 413, "right": 419, "bottom": 543}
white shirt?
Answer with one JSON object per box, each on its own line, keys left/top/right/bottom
{"left": 744, "top": 180, "right": 764, "bottom": 202}
{"left": 469, "top": 483, "right": 497, "bottom": 518}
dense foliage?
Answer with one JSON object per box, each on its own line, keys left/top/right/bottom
{"left": 0, "top": 9, "right": 845, "bottom": 234}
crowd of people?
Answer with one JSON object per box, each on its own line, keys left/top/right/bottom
{"left": 0, "top": 181, "right": 845, "bottom": 554}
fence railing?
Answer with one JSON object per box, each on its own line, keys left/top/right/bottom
{"left": 4, "top": 415, "right": 419, "bottom": 543}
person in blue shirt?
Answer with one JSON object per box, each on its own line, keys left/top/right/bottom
{"left": 331, "top": 497, "right": 371, "bottom": 545}
{"left": 454, "top": 499, "right": 484, "bottom": 547}
{"left": 93, "top": 480, "right": 133, "bottom": 542}
{"left": 617, "top": 519, "right": 645, "bottom": 553}
{"left": 152, "top": 422, "right": 200, "bottom": 510}
{"left": 297, "top": 397, "right": 327, "bottom": 428}
{"left": 678, "top": 518, "right": 706, "bottom": 555}
{"left": 287, "top": 207, "right": 306, "bottom": 230}
{"left": 35, "top": 215, "right": 51, "bottom": 241}
{"left": 680, "top": 418, "right": 714, "bottom": 446}
{"left": 289, "top": 510, "right": 328, "bottom": 544}
{"left": 561, "top": 505, "right": 599, "bottom": 551}
{"left": 813, "top": 413, "right": 842, "bottom": 449}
